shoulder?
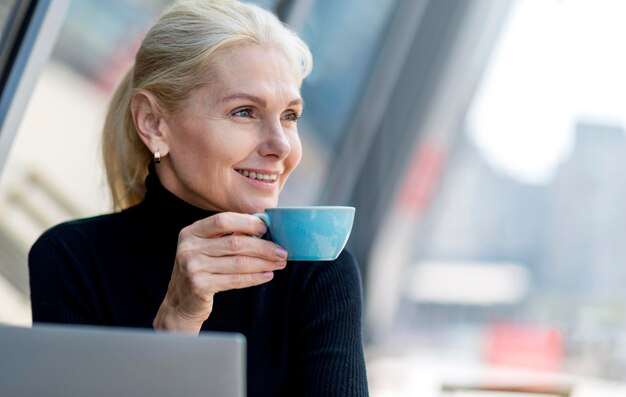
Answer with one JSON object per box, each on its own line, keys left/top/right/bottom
{"left": 303, "top": 249, "right": 361, "bottom": 282}
{"left": 33, "top": 211, "right": 129, "bottom": 247}
{"left": 28, "top": 208, "right": 146, "bottom": 289}
{"left": 29, "top": 206, "right": 142, "bottom": 261}
{"left": 291, "top": 249, "right": 363, "bottom": 302}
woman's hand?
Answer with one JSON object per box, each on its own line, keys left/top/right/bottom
{"left": 153, "top": 212, "right": 287, "bottom": 334}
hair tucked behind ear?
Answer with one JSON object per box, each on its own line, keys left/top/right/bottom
{"left": 102, "top": 0, "right": 313, "bottom": 210}
{"left": 102, "top": 67, "right": 152, "bottom": 210}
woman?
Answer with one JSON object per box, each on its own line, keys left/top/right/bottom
{"left": 28, "top": 0, "right": 369, "bottom": 395}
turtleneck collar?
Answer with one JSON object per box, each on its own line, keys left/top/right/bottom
{"left": 141, "top": 165, "right": 217, "bottom": 231}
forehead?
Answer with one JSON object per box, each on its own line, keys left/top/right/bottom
{"left": 208, "top": 45, "right": 302, "bottom": 101}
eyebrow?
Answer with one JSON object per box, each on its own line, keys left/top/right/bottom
{"left": 221, "top": 93, "right": 303, "bottom": 108}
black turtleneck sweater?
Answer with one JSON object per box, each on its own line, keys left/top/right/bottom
{"left": 28, "top": 171, "right": 369, "bottom": 396}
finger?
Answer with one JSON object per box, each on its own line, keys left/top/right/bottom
{"left": 179, "top": 233, "right": 287, "bottom": 261}
{"left": 191, "top": 271, "right": 275, "bottom": 295}
{"left": 220, "top": 254, "right": 287, "bottom": 274}
{"left": 210, "top": 234, "right": 288, "bottom": 261}
{"left": 188, "top": 212, "right": 266, "bottom": 239}
{"left": 197, "top": 254, "right": 287, "bottom": 275}
{"left": 209, "top": 272, "right": 275, "bottom": 293}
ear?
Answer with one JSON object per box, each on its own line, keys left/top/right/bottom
{"left": 130, "top": 90, "right": 170, "bottom": 157}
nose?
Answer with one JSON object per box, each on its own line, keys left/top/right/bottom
{"left": 259, "top": 121, "right": 291, "bottom": 160}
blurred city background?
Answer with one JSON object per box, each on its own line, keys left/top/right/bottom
{"left": 1, "top": 0, "right": 626, "bottom": 396}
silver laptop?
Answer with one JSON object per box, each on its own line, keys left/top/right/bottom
{"left": 0, "top": 324, "right": 246, "bottom": 397}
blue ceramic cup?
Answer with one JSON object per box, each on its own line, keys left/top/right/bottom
{"left": 254, "top": 206, "right": 355, "bottom": 261}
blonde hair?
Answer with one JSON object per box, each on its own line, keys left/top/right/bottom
{"left": 102, "top": 0, "right": 313, "bottom": 210}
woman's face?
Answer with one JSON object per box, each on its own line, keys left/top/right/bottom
{"left": 158, "top": 45, "right": 303, "bottom": 214}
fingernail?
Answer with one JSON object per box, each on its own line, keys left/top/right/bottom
{"left": 258, "top": 222, "right": 267, "bottom": 234}
{"left": 276, "top": 261, "right": 287, "bottom": 268}
{"left": 275, "top": 247, "right": 288, "bottom": 259}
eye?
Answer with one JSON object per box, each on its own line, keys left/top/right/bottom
{"left": 282, "top": 112, "right": 300, "bottom": 122}
{"left": 232, "top": 108, "right": 254, "bottom": 118}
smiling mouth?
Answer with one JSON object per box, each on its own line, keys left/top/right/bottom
{"left": 236, "top": 169, "right": 278, "bottom": 183}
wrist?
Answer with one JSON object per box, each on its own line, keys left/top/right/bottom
{"left": 153, "top": 299, "right": 207, "bottom": 335}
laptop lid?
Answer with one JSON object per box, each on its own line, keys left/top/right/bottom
{"left": 0, "top": 324, "right": 246, "bottom": 397}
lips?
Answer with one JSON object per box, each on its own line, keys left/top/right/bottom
{"left": 236, "top": 169, "right": 278, "bottom": 182}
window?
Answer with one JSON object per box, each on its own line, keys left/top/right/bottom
{"left": 400, "top": 0, "right": 626, "bottom": 386}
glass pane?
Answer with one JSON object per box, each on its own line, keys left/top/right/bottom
{"left": 0, "top": 1, "right": 18, "bottom": 42}
{"left": 0, "top": 0, "right": 28, "bottom": 94}
{"left": 279, "top": 0, "right": 398, "bottom": 205}
{"left": 299, "top": 0, "right": 396, "bottom": 151}
{"left": 398, "top": 0, "right": 626, "bottom": 389}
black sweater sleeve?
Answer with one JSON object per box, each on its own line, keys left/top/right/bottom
{"left": 288, "top": 250, "right": 369, "bottom": 396}
{"left": 28, "top": 227, "right": 98, "bottom": 325}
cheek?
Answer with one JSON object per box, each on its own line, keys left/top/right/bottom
{"left": 177, "top": 137, "right": 215, "bottom": 166}
{"left": 177, "top": 124, "right": 231, "bottom": 159}
{"left": 287, "top": 135, "right": 303, "bottom": 171}
{"left": 169, "top": 121, "right": 206, "bottom": 155}
{"left": 213, "top": 133, "right": 257, "bottom": 165}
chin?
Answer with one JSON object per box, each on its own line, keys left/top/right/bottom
{"left": 243, "top": 199, "right": 278, "bottom": 214}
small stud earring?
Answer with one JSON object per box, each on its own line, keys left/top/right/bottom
{"left": 154, "top": 150, "right": 161, "bottom": 164}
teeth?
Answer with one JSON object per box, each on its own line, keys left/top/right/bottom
{"left": 237, "top": 170, "right": 278, "bottom": 182}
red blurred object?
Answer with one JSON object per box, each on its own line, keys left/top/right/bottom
{"left": 484, "top": 322, "right": 563, "bottom": 371}
{"left": 397, "top": 140, "right": 446, "bottom": 215}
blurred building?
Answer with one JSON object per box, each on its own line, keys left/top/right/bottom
{"left": 414, "top": 121, "right": 626, "bottom": 299}
{"left": 400, "top": 121, "right": 626, "bottom": 378}
{"left": 416, "top": 130, "right": 550, "bottom": 280}
{"left": 547, "top": 122, "right": 626, "bottom": 297}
